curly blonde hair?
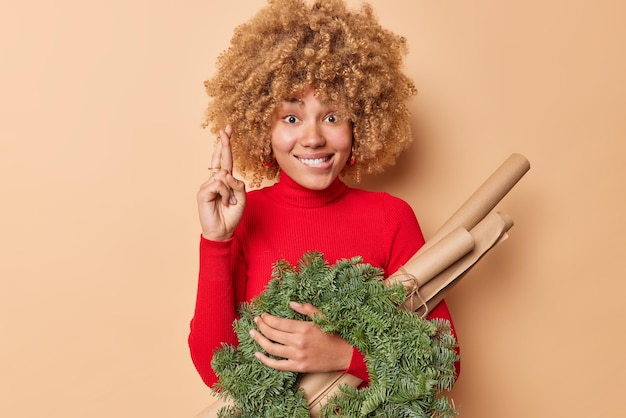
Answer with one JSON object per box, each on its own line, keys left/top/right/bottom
{"left": 203, "top": 0, "right": 417, "bottom": 187}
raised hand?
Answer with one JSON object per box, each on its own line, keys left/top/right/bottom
{"left": 197, "top": 125, "right": 247, "bottom": 241}
{"left": 249, "top": 302, "right": 353, "bottom": 373}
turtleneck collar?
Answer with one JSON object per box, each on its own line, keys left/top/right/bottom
{"left": 266, "top": 171, "right": 348, "bottom": 208}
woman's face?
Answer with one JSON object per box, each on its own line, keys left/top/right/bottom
{"left": 270, "top": 89, "right": 353, "bottom": 190}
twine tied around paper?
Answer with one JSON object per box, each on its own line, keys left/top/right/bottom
{"left": 394, "top": 267, "right": 429, "bottom": 317}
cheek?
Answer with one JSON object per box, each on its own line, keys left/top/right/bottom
{"left": 332, "top": 127, "right": 353, "bottom": 151}
{"left": 270, "top": 129, "right": 295, "bottom": 155}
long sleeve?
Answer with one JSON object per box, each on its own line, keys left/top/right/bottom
{"left": 188, "top": 237, "right": 240, "bottom": 387}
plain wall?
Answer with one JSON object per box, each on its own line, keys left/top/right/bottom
{"left": 1, "top": 0, "right": 625, "bottom": 417}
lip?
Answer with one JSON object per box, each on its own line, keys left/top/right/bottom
{"left": 294, "top": 153, "right": 335, "bottom": 169}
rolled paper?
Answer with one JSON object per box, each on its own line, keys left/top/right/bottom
{"left": 420, "top": 153, "right": 529, "bottom": 253}
{"left": 385, "top": 227, "right": 475, "bottom": 297}
{"left": 411, "top": 211, "right": 514, "bottom": 316}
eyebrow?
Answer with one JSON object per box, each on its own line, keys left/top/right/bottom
{"left": 282, "top": 97, "right": 334, "bottom": 106}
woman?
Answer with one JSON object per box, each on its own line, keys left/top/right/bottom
{"left": 189, "top": 0, "right": 459, "bottom": 388}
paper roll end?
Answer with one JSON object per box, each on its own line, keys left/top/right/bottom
{"left": 509, "top": 153, "right": 531, "bottom": 172}
{"left": 497, "top": 211, "right": 515, "bottom": 231}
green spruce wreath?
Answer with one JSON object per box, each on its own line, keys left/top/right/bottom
{"left": 211, "top": 252, "right": 459, "bottom": 417}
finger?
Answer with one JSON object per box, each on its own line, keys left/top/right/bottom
{"left": 210, "top": 137, "right": 222, "bottom": 171}
{"left": 253, "top": 315, "right": 293, "bottom": 343}
{"left": 197, "top": 176, "right": 234, "bottom": 206}
{"left": 225, "top": 173, "right": 246, "bottom": 205}
{"left": 257, "top": 312, "right": 311, "bottom": 334}
{"left": 219, "top": 125, "right": 234, "bottom": 173}
{"left": 199, "top": 173, "right": 224, "bottom": 189}
{"left": 252, "top": 351, "right": 298, "bottom": 372}
{"left": 249, "top": 328, "right": 289, "bottom": 357}
{"left": 289, "top": 301, "right": 323, "bottom": 320}
{"left": 219, "top": 183, "right": 235, "bottom": 207}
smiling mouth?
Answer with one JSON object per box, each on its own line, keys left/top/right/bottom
{"left": 297, "top": 156, "right": 332, "bottom": 167}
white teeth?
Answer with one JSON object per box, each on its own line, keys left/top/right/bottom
{"left": 299, "top": 157, "right": 330, "bottom": 167}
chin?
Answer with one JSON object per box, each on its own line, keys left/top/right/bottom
{"left": 297, "top": 176, "right": 335, "bottom": 191}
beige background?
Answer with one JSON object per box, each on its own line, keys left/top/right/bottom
{"left": 1, "top": 0, "right": 625, "bottom": 417}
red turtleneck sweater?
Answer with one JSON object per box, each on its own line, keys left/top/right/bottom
{"left": 189, "top": 173, "right": 459, "bottom": 387}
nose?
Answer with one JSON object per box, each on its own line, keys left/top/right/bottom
{"left": 300, "top": 121, "right": 326, "bottom": 148}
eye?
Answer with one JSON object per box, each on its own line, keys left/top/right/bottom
{"left": 283, "top": 115, "right": 299, "bottom": 124}
{"left": 325, "top": 113, "right": 338, "bottom": 123}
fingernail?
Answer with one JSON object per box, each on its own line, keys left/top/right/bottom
{"left": 229, "top": 196, "right": 237, "bottom": 205}
{"left": 290, "top": 301, "right": 302, "bottom": 308}
{"left": 249, "top": 329, "right": 255, "bottom": 338}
